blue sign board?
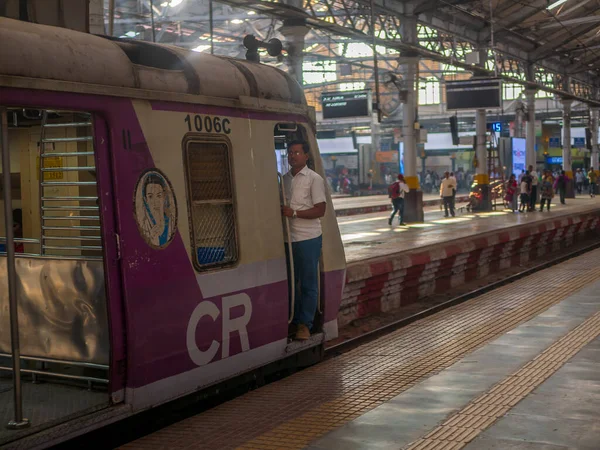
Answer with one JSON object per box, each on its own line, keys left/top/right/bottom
{"left": 487, "top": 122, "right": 502, "bottom": 133}
{"left": 547, "top": 156, "right": 563, "bottom": 165}
{"left": 574, "top": 137, "right": 585, "bottom": 148}
{"left": 549, "top": 137, "right": 560, "bottom": 148}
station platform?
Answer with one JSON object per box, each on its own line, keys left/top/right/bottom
{"left": 121, "top": 247, "right": 600, "bottom": 450}
{"left": 333, "top": 193, "right": 470, "bottom": 217}
{"left": 337, "top": 197, "right": 600, "bottom": 327}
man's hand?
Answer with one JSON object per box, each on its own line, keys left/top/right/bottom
{"left": 281, "top": 206, "right": 294, "bottom": 217}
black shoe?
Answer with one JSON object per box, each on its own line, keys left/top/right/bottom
{"left": 388, "top": 218, "right": 392, "bottom": 226}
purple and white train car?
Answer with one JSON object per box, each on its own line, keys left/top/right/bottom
{"left": 0, "top": 18, "right": 345, "bottom": 448}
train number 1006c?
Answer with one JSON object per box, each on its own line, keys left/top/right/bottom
{"left": 184, "top": 114, "right": 232, "bottom": 134}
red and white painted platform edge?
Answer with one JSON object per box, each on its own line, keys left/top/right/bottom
{"left": 338, "top": 206, "right": 600, "bottom": 327}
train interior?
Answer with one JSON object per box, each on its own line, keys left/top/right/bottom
{"left": 0, "top": 108, "right": 110, "bottom": 441}
{"left": 274, "top": 123, "right": 324, "bottom": 337}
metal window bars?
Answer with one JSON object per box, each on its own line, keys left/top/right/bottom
{"left": 38, "top": 111, "right": 102, "bottom": 259}
{"left": 185, "top": 140, "right": 238, "bottom": 269}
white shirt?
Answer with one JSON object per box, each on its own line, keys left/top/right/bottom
{"left": 440, "top": 177, "right": 455, "bottom": 197}
{"left": 520, "top": 181, "right": 529, "bottom": 194}
{"left": 530, "top": 170, "right": 539, "bottom": 186}
{"left": 283, "top": 166, "right": 326, "bottom": 242}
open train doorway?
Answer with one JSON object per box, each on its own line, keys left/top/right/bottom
{"left": 274, "top": 124, "right": 323, "bottom": 340}
{"left": 0, "top": 107, "right": 111, "bottom": 441}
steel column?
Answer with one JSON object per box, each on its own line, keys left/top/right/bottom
{"left": 400, "top": 10, "right": 423, "bottom": 222}
{"left": 1, "top": 108, "right": 29, "bottom": 430}
{"left": 562, "top": 98, "right": 575, "bottom": 198}
{"left": 526, "top": 88, "right": 537, "bottom": 169}
{"left": 591, "top": 108, "right": 599, "bottom": 171}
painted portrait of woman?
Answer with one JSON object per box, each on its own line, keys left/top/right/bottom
{"left": 135, "top": 170, "right": 177, "bottom": 248}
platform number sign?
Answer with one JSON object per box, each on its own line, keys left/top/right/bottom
{"left": 487, "top": 122, "right": 502, "bottom": 133}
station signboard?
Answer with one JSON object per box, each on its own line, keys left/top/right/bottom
{"left": 446, "top": 78, "right": 502, "bottom": 110}
{"left": 321, "top": 91, "right": 371, "bottom": 119}
{"left": 574, "top": 137, "right": 585, "bottom": 148}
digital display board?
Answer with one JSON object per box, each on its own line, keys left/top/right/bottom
{"left": 487, "top": 122, "right": 502, "bottom": 132}
{"left": 446, "top": 79, "right": 502, "bottom": 110}
{"left": 322, "top": 91, "right": 370, "bottom": 119}
{"left": 512, "top": 137, "right": 526, "bottom": 175}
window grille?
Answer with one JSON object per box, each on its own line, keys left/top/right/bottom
{"left": 184, "top": 139, "right": 237, "bottom": 270}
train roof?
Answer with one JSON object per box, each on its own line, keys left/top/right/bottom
{"left": 0, "top": 17, "right": 306, "bottom": 106}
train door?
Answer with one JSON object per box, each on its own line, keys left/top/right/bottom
{"left": 0, "top": 106, "right": 118, "bottom": 432}
{"left": 274, "top": 123, "right": 323, "bottom": 337}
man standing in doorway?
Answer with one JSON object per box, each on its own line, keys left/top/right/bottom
{"left": 440, "top": 171, "right": 456, "bottom": 217}
{"left": 282, "top": 140, "right": 327, "bottom": 341}
{"left": 528, "top": 165, "right": 539, "bottom": 212}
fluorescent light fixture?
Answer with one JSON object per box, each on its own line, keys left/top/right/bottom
{"left": 125, "top": 31, "right": 137, "bottom": 37}
{"left": 169, "top": 0, "right": 184, "bottom": 7}
{"left": 547, "top": 0, "right": 567, "bottom": 10}
{"left": 247, "top": 10, "right": 256, "bottom": 15}
{"left": 192, "top": 44, "right": 211, "bottom": 53}
{"left": 231, "top": 19, "right": 244, "bottom": 24}
{"left": 161, "top": 2, "right": 168, "bottom": 6}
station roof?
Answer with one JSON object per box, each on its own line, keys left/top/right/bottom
{"left": 98, "top": 1, "right": 600, "bottom": 106}
{"left": 420, "top": 0, "right": 600, "bottom": 77}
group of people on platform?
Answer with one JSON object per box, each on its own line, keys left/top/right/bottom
{"left": 387, "top": 170, "right": 459, "bottom": 225}
{"left": 505, "top": 165, "right": 598, "bottom": 212}
{"left": 420, "top": 168, "right": 473, "bottom": 194}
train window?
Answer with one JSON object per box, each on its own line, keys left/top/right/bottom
{"left": 184, "top": 137, "right": 238, "bottom": 271}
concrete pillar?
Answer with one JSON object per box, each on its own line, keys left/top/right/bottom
{"left": 525, "top": 88, "right": 537, "bottom": 169}
{"left": 474, "top": 108, "right": 491, "bottom": 210}
{"left": 591, "top": 108, "right": 599, "bottom": 172}
{"left": 562, "top": 98, "right": 575, "bottom": 198}
{"left": 89, "top": 0, "right": 105, "bottom": 34}
{"left": 400, "top": 13, "right": 422, "bottom": 222}
{"left": 279, "top": 22, "right": 308, "bottom": 85}
{"left": 515, "top": 98, "right": 525, "bottom": 138}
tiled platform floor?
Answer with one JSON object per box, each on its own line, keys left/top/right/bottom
{"left": 121, "top": 247, "right": 600, "bottom": 450}
{"left": 339, "top": 196, "right": 600, "bottom": 263}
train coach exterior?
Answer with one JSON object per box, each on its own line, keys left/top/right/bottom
{"left": 0, "top": 17, "right": 345, "bottom": 446}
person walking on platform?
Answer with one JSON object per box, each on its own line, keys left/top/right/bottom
{"left": 505, "top": 174, "right": 518, "bottom": 212}
{"left": 528, "top": 165, "right": 539, "bottom": 212}
{"left": 450, "top": 172, "right": 457, "bottom": 209}
{"left": 589, "top": 168, "right": 597, "bottom": 198}
{"left": 388, "top": 174, "right": 410, "bottom": 226}
{"left": 519, "top": 171, "right": 531, "bottom": 213}
{"left": 540, "top": 170, "right": 555, "bottom": 212}
{"left": 554, "top": 170, "right": 569, "bottom": 205}
{"left": 575, "top": 169, "right": 585, "bottom": 195}
{"left": 440, "top": 171, "right": 456, "bottom": 217}
{"left": 282, "top": 140, "right": 327, "bottom": 341}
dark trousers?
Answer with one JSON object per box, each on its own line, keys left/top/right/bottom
{"left": 443, "top": 196, "right": 455, "bottom": 217}
{"left": 529, "top": 185, "right": 537, "bottom": 210}
{"left": 540, "top": 198, "right": 551, "bottom": 211}
{"left": 559, "top": 188, "right": 566, "bottom": 204}
{"left": 576, "top": 182, "right": 583, "bottom": 194}
{"left": 390, "top": 197, "right": 405, "bottom": 223}
{"left": 285, "top": 235, "right": 322, "bottom": 330}
{"left": 590, "top": 183, "right": 597, "bottom": 196}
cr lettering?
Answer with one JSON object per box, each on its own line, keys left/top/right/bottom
{"left": 186, "top": 293, "right": 252, "bottom": 366}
